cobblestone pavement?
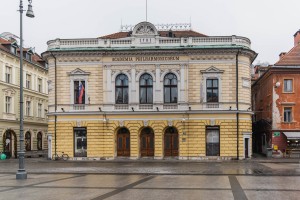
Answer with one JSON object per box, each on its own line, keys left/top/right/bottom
{"left": 0, "top": 158, "right": 299, "bottom": 200}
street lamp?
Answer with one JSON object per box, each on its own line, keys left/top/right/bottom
{"left": 16, "top": 0, "right": 34, "bottom": 180}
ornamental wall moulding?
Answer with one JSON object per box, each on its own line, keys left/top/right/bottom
{"left": 132, "top": 22, "right": 158, "bottom": 36}
{"left": 135, "top": 69, "right": 156, "bottom": 78}
{"left": 168, "top": 120, "right": 173, "bottom": 127}
{"left": 112, "top": 70, "right": 131, "bottom": 79}
{"left": 67, "top": 68, "right": 91, "bottom": 76}
{"left": 200, "top": 66, "right": 224, "bottom": 74}
{"left": 76, "top": 120, "right": 81, "bottom": 127}
{"left": 143, "top": 120, "right": 149, "bottom": 127}
{"left": 119, "top": 120, "right": 124, "bottom": 127}
{"left": 2, "top": 88, "right": 16, "bottom": 96}
{"left": 104, "top": 65, "right": 111, "bottom": 69}
{"left": 160, "top": 64, "right": 181, "bottom": 70}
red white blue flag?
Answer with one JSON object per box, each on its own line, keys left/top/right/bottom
{"left": 78, "top": 82, "right": 85, "bottom": 104}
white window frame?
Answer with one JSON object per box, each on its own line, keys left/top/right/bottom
{"left": 283, "top": 79, "right": 293, "bottom": 93}
{"left": 38, "top": 103, "right": 42, "bottom": 118}
{"left": 26, "top": 101, "right": 31, "bottom": 116}
{"left": 5, "top": 96, "right": 12, "bottom": 113}
{"left": 68, "top": 69, "right": 90, "bottom": 107}
{"left": 38, "top": 78, "right": 43, "bottom": 93}
{"left": 5, "top": 66, "right": 12, "bottom": 83}
{"left": 26, "top": 74, "right": 31, "bottom": 89}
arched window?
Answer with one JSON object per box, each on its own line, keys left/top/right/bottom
{"left": 115, "top": 74, "right": 129, "bottom": 104}
{"left": 140, "top": 73, "right": 153, "bottom": 104}
{"left": 37, "top": 132, "right": 43, "bottom": 150}
{"left": 164, "top": 73, "right": 178, "bottom": 103}
{"left": 25, "top": 132, "right": 31, "bottom": 151}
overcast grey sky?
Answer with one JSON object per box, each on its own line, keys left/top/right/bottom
{"left": 1, "top": 0, "right": 299, "bottom": 64}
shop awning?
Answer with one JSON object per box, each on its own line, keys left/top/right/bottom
{"left": 283, "top": 132, "right": 300, "bottom": 139}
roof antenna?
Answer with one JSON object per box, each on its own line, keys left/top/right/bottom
{"left": 146, "top": 0, "right": 148, "bottom": 22}
{"left": 120, "top": 18, "right": 123, "bottom": 31}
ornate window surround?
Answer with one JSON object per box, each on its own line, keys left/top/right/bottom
{"left": 3, "top": 88, "right": 16, "bottom": 114}
{"left": 200, "top": 66, "right": 224, "bottom": 103}
{"left": 68, "top": 68, "right": 90, "bottom": 105}
{"left": 136, "top": 71, "right": 156, "bottom": 104}
{"left": 111, "top": 71, "right": 132, "bottom": 104}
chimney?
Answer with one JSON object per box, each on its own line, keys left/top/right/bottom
{"left": 279, "top": 52, "right": 286, "bottom": 60}
{"left": 294, "top": 30, "right": 300, "bottom": 46}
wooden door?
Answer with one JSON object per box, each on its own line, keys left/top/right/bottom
{"left": 117, "top": 130, "right": 130, "bottom": 157}
{"left": 164, "top": 128, "right": 178, "bottom": 157}
{"left": 141, "top": 131, "right": 154, "bottom": 157}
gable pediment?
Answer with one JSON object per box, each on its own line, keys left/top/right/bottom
{"left": 200, "top": 66, "right": 224, "bottom": 74}
{"left": 68, "top": 68, "right": 90, "bottom": 76}
{"left": 2, "top": 88, "right": 16, "bottom": 96}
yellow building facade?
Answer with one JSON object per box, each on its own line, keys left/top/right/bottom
{"left": 43, "top": 22, "right": 256, "bottom": 160}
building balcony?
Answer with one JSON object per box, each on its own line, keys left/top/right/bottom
{"left": 48, "top": 102, "right": 251, "bottom": 113}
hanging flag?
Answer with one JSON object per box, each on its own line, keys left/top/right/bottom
{"left": 78, "top": 81, "right": 85, "bottom": 104}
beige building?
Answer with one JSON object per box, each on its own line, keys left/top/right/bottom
{"left": 0, "top": 33, "right": 48, "bottom": 158}
{"left": 43, "top": 22, "right": 256, "bottom": 160}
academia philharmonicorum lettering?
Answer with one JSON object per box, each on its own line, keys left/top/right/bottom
{"left": 42, "top": 21, "right": 257, "bottom": 160}
{"left": 112, "top": 56, "right": 180, "bottom": 62}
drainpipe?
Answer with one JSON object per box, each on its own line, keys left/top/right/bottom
{"left": 50, "top": 52, "right": 57, "bottom": 158}
{"left": 236, "top": 50, "right": 240, "bottom": 160}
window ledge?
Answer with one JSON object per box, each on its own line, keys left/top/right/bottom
{"left": 282, "top": 92, "right": 295, "bottom": 94}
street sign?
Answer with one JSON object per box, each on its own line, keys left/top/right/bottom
{"left": 273, "top": 132, "right": 280, "bottom": 137}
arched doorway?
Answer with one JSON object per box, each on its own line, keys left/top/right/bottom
{"left": 117, "top": 128, "right": 130, "bottom": 157}
{"left": 2, "top": 130, "right": 17, "bottom": 158}
{"left": 140, "top": 127, "right": 154, "bottom": 157}
{"left": 37, "top": 132, "right": 43, "bottom": 150}
{"left": 25, "top": 131, "right": 31, "bottom": 151}
{"left": 164, "top": 127, "right": 179, "bottom": 157}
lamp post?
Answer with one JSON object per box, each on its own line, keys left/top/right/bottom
{"left": 16, "top": 0, "right": 34, "bottom": 180}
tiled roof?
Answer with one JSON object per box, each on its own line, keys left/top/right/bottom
{"left": 0, "top": 38, "right": 12, "bottom": 44}
{"left": 275, "top": 44, "right": 300, "bottom": 66}
{"left": 100, "top": 30, "right": 207, "bottom": 39}
{"left": 0, "top": 38, "right": 46, "bottom": 69}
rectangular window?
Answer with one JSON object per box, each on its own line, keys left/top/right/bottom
{"left": 26, "top": 74, "right": 31, "bottom": 89}
{"left": 26, "top": 53, "right": 32, "bottom": 62}
{"left": 5, "top": 96, "right": 11, "bottom": 113}
{"left": 284, "top": 79, "right": 293, "bottom": 92}
{"left": 5, "top": 66, "right": 12, "bottom": 83}
{"left": 10, "top": 46, "right": 16, "bottom": 54}
{"left": 284, "top": 107, "right": 292, "bottom": 122}
{"left": 206, "top": 127, "right": 220, "bottom": 156}
{"left": 38, "top": 78, "right": 42, "bottom": 93}
{"left": 74, "top": 127, "right": 87, "bottom": 157}
{"left": 74, "top": 81, "right": 85, "bottom": 104}
{"left": 38, "top": 103, "right": 42, "bottom": 118}
{"left": 206, "top": 79, "right": 219, "bottom": 102}
{"left": 26, "top": 101, "right": 31, "bottom": 116}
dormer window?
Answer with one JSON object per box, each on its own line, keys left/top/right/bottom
{"left": 26, "top": 53, "right": 32, "bottom": 62}
{"left": 10, "top": 46, "right": 16, "bottom": 54}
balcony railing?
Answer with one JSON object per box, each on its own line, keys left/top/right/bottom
{"left": 48, "top": 102, "right": 251, "bottom": 113}
{"left": 47, "top": 35, "right": 251, "bottom": 50}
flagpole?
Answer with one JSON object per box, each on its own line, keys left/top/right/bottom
{"left": 146, "top": 0, "right": 148, "bottom": 22}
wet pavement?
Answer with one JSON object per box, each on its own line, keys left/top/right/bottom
{"left": 0, "top": 158, "right": 300, "bottom": 175}
{"left": 0, "top": 158, "right": 299, "bottom": 199}
{"left": 0, "top": 173, "right": 300, "bottom": 200}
